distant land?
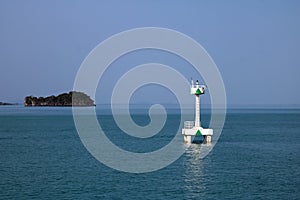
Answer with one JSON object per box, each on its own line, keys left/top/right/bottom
{"left": 0, "top": 102, "right": 18, "bottom": 106}
{"left": 24, "top": 91, "right": 95, "bottom": 107}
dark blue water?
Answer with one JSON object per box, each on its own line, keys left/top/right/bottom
{"left": 0, "top": 106, "right": 299, "bottom": 199}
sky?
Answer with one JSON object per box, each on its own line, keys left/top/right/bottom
{"left": 0, "top": 0, "right": 299, "bottom": 107}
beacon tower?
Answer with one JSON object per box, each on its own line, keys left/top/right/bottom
{"left": 182, "top": 79, "right": 213, "bottom": 144}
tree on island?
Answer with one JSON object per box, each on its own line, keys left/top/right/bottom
{"left": 24, "top": 91, "right": 95, "bottom": 107}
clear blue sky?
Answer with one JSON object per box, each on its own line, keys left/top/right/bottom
{"left": 0, "top": 0, "right": 299, "bottom": 107}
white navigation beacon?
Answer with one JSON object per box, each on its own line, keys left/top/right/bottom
{"left": 182, "top": 79, "right": 213, "bottom": 144}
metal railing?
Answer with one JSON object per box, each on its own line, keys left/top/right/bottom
{"left": 184, "top": 121, "right": 195, "bottom": 129}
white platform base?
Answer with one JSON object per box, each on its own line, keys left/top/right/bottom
{"left": 182, "top": 127, "right": 213, "bottom": 144}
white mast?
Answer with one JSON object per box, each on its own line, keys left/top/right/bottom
{"left": 195, "top": 80, "right": 200, "bottom": 127}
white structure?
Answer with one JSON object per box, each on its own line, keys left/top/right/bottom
{"left": 182, "top": 79, "right": 213, "bottom": 144}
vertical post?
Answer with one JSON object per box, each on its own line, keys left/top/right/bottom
{"left": 195, "top": 94, "right": 200, "bottom": 127}
{"left": 184, "top": 135, "right": 192, "bottom": 143}
{"left": 204, "top": 135, "right": 212, "bottom": 144}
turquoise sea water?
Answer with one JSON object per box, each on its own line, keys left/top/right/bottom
{"left": 0, "top": 106, "right": 299, "bottom": 199}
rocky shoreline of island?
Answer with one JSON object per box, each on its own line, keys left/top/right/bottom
{"left": 24, "top": 91, "right": 95, "bottom": 107}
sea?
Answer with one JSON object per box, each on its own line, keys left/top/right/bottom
{"left": 0, "top": 106, "right": 299, "bottom": 200}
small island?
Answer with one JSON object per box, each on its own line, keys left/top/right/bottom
{"left": 24, "top": 91, "right": 95, "bottom": 107}
{"left": 0, "top": 102, "right": 18, "bottom": 106}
